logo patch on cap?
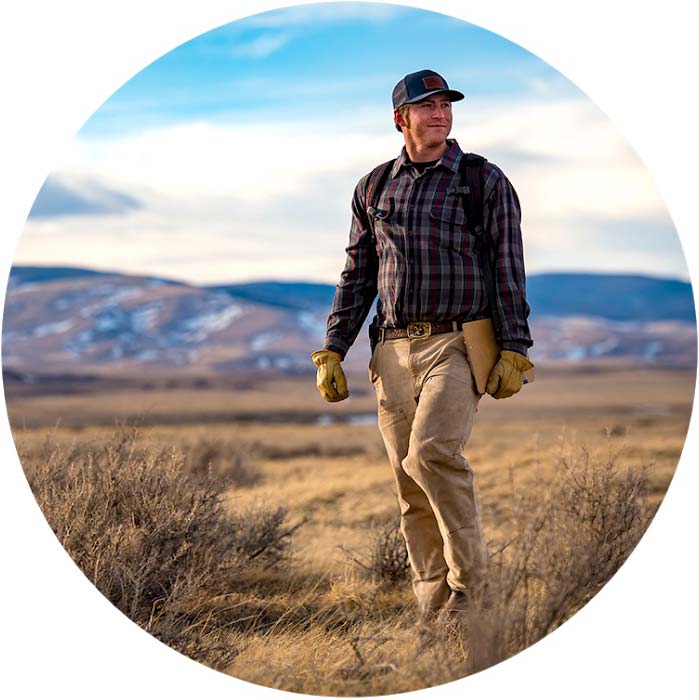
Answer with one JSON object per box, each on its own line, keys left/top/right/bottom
{"left": 422, "top": 76, "right": 446, "bottom": 90}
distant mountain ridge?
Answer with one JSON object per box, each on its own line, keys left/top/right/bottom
{"left": 207, "top": 281, "right": 337, "bottom": 312}
{"left": 2, "top": 265, "right": 696, "bottom": 374}
{"left": 7, "top": 265, "right": 118, "bottom": 287}
{"left": 7, "top": 265, "right": 695, "bottom": 322}
{"left": 526, "top": 273, "right": 695, "bottom": 322}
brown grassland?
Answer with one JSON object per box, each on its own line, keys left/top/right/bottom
{"left": 7, "top": 362, "right": 693, "bottom": 696}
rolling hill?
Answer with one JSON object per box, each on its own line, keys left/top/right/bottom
{"left": 2, "top": 266, "right": 696, "bottom": 377}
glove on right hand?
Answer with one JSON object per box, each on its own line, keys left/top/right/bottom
{"left": 310, "top": 349, "right": 349, "bottom": 402}
{"left": 485, "top": 350, "right": 534, "bottom": 399}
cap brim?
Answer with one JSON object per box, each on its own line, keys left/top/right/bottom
{"left": 403, "top": 88, "right": 465, "bottom": 105}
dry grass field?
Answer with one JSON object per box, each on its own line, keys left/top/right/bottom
{"left": 6, "top": 361, "right": 694, "bottom": 695}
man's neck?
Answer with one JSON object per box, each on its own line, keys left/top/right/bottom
{"left": 403, "top": 139, "right": 449, "bottom": 163}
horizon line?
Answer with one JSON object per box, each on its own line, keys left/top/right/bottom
{"left": 7, "top": 262, "right": 693, "bottom": 288}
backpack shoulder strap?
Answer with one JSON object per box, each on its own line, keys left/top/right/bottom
{"left": 458, "top": 153, "right": 487, "bottom": 245}
{"left": 365, "top": 159, "right": 395, "bottom": 213}
{"left": 459, "top": 152, "right": 503, "bottom": 339}
{"left": 364, "top": 160, "right": 394, "bottom": 350}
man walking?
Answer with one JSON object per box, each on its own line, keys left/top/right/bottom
{"left": 311, "top": 69, "right": 534, "bottom": 622}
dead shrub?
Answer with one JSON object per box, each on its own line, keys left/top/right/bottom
{"left": 340, "top": 523, "right": 411, "bottom": 585}
{"left": 449, "top": 442, "right": 655, "bottom": 675}
{"left": 20, "top": 425, "right": 302, "bottom": 669}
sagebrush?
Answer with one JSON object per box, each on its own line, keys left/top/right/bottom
{"left": 422, "top": 440, "right": 656, "bottom": 677}
{"left": 18, "top": 422, "right": 658, "bottom": 692}
{"left": 22, "top": 426, "right": 301, "bottom": 668}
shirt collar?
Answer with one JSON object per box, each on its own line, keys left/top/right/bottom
{"left": 391, "top": 139, "right": 463, "bottom": 178}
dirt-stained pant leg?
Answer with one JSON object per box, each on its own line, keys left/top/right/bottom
{"left": 369, "top": 338, "right": 450, "bottom": 613}
{"left": 404, "top": 335, "right": 488, "bottom": 597}
{"left": 369, "top": 332, "right": 488, "bottom": 615}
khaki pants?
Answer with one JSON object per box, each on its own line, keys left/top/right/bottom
{"left": 368, "top": 331, "right": 488, "bottom": 615}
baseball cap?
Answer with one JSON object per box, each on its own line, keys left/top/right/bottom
{"left": 392, "top": 69, "right": 465, "bottom": 109}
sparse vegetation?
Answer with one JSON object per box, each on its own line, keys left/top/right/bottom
{"left": 181, "top": 436, "right": 261, "bottom": 486}
{"left": 419, "top": 440, "right": 656, "bottom": 678}
{"left": 21, "top": 425, "right": 301, "bottom": 669}
{"left": 10, "top": 366, "right": 686, "bottom": 695}
{"left": 339, "top": 522, "right": 411, "bottom": 585}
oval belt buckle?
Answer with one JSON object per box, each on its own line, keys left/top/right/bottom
{"left": 407, "top": 321, "right": 431, "bottom": 339}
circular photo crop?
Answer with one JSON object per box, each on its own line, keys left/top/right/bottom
{"left": 3, "top": 2, "right": 695, "bottom": 696}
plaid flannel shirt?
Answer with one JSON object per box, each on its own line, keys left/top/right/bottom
{"left": 324, "top": 139, "right": 533, "bottom": 358}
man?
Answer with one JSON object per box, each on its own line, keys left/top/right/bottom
{"left": 311, "top": 69, "right": 534, "bottom": 623}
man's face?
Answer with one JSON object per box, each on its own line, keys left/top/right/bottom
{"left": 399, "top": 92, "right": 453, "bottom": 147}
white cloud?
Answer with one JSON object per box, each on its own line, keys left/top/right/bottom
{"left": 234, "top": 3, "right": 407, "bottom": 29}
{"left": 61, "top": 116, "right": 395, "bottom": 201}
{"left": 230, "top": 33, "right": 291, "bottom": 58}
{"left": 17, "top": 95, "right": 687, "bottom": 284}
{"left": 462, "top": 98, "right": 666, "bottom": 219}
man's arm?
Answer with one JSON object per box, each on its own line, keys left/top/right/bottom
{"left": 323, "top": 176, "right": 379, "bottom": 358}
{"left": 483, "top": 164, "right": 533, "bottom": 358}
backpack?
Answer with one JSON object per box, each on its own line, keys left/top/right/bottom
{"left": 364, "top": 153, "right": 500, "bottom": 339}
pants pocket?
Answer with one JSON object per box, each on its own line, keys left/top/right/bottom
{"left": 368, "top": 344, "right": 381, "bottom": 384}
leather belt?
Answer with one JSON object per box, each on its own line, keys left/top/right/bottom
{"left": 380, "top": 321, "right": 462, "bottom": 341}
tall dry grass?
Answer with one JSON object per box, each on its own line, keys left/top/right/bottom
{"left": 18, "top": 421, "right": 658, "bottom": 694}
{"left": 226, "top": 439, "right": 656, "bottom": 695}
{"left": 21, "top": 425, "right": 302, "bottom": 669}
{"left": 339, "top": 522, "right": 411, "bottom": 585}
{"left": 417, "top": 439, "right": 656, "bottom": 680}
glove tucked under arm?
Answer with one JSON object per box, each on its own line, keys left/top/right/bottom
{"left": 310, "top": 349, "right": 349, "bottom": 402}
{"left": 485, "top": 350, "right": 534, "bottom": 399}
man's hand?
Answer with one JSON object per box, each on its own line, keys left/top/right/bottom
{"left": 310, "top": 349, "right": 349, "bottom": 402}
{"left": 485, "top": 350, "right": 534, "bottom": 399}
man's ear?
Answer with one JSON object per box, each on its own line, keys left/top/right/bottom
{"left": 394, "top": 108, "right": 405, "bottom": 128}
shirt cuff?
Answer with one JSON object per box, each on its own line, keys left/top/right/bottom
{"left": 324, "top": 340, "right": 348, "bottom": 359}
{"left": 501, "top": 341, "right": 531, "bottom": 357}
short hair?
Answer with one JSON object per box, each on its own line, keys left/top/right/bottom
{"left": 394, "top": 104, "right": 411, "bottom": 133}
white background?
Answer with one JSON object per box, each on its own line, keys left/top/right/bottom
{"left": 1, "top": 1, "right": 697, "bottom": 698}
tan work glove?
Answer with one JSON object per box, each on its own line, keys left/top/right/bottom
{"left": 486, "top": 350, "right": 534, "bottom": 399}
{"left": 310, "top": 349, "right": 349, "bottom": 402}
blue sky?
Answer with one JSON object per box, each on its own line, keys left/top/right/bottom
{"left": 18, "top": 2, "right": 688, "bottom": 284}
{"left": 77, "top": 4, "right": 576, "bottom": 138}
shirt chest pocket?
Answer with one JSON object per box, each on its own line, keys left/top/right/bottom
{"left": 429, "top": 201, "right": 470, "bottom": 255}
